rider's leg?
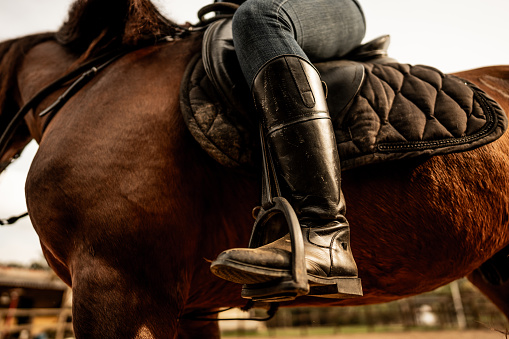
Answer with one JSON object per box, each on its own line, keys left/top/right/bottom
{"left": 231, "top": 0, "right": 365, "bottom": 86}
{"left": 210, "top": 0, "right": 366, "bottom": 297}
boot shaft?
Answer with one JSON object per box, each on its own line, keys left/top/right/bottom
{"left": 252, "top": 56, "right": 345, "bottom": 221}
{"left": 253, "top": 56, "right": 328, "bottom": 134}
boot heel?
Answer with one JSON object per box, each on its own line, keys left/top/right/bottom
{"left": 308, "top": 276, "right": 363, "bottom": 298}
{"left": 241, "top": 278, "right": 309, "bottom": 302}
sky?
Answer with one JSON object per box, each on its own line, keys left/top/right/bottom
{"left": 0, "top": 0, "right": 508, "bottom": 265}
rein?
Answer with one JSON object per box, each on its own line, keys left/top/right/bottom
{"left": 38, "top": 51, "right": 130, "bottom": 131}
{"left": 0, "top": 212, "right": 29, "bottom": 226}
{"left": 0, "top": 2, "right": 240, "bottom": 160}
{"left": 0, "top": 43, "right": 167, "bottom": 228}
{"left": 0, "top": 3, "right": 241, "bottom": 230}
{"left": 0, "top": 48, "right": 132, "bottom": 158}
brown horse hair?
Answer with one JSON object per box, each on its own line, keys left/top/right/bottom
{"left": 0, "top": 0, "right": 183, "bottom": 135}
{"left": 56, "top": 0, "right": 182, "bottom": 56}
{"left": 0, "top": 33, "right": 55, "bottom": 127}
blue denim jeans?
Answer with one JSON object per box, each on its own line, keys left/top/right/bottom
{"left": 232, "top": 0, "right": 366, "bottom": 87}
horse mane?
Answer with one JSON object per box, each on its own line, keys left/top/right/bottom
{"left": 0, "top": 33, "right": 55, "bottom": 128}
{"left": 56, "top": 0, "right": 182, "bottom": 56}
{"left": 0, "top": 0, "right": 182, "bottom": 131}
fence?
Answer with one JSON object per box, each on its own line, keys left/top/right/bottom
{"left": 0, "top": 308, "right": 73, "bottom": 339}
{"left": 0, "top": 279, "right": 507, "bottom": 338}
{"left": 236, "top": 279, "right": 508, "bottom": 336}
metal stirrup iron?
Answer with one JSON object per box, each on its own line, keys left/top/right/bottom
{"left": 240, "top": 125, "right": 310, "bottom": 302}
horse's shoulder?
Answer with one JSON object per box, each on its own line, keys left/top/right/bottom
{"left": 23, "top": 40, "right": 75, "bottom": 68}
{"left": 18, "top": 41, "right": 76, "bottom": 99}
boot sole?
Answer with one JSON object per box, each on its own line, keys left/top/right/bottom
{"left": 307, "top": 275, "right": 363, "bottom": 299}
{"left": 210, "top": 258, "right": 363, "bottom": 301}
{"left": 210, "top": 258, "right": 291, "bottom": 284}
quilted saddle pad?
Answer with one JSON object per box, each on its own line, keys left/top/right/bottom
{"left": 180, "top": 47, "right": 507, "bottom": 173}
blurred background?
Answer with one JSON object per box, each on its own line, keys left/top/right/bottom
{"left": 1, "top": 0, "right": 508, "bottom": 338}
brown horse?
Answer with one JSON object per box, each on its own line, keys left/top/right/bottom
{"left": 1, "top": 0, "right": 508, "bottom": 338}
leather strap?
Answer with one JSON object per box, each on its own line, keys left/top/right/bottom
{"left": 0, "top": 48, "right": 129, "bottom": 157}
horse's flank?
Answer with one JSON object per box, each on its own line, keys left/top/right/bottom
{"left": 455, "top": 66, "right": 509, "bottom": 108}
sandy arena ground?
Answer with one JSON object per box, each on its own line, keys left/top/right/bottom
{"left": 228, "top": 329, "right": 508, "bottom": 339}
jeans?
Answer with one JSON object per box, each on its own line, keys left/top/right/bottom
{"left": 232, "top": 0, "right": 366, "bottom": 87}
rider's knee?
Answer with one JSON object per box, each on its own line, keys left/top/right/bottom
{"left": 232, "top": 0, "right": 293, "bottom": 37}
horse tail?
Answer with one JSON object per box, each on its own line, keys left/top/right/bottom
{"left": 56, "top": 0, "right": 181, "bottom": 56}
{"left": 0, "top": 33, "right": 55, "bottom": 129}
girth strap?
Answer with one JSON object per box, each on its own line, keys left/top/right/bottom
{"left": 477, "top": 245, "right": 509, "bottom": 285}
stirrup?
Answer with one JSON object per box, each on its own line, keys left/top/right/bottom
{"left": 239, "top": 125, "right": 309, "bottom": 302}
{"left": 242, "top": 124, "right": 363, "bottom": 302}
{"left": 243, "top": 198, "right": 362, "bottom": 301}
{"left": 242, "top": 197, "right": 363, "bottom": 301}
{"left": 241, "top": 196, "right": 309, "bottom": 302}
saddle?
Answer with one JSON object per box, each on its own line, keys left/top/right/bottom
{"left": 180, "top": 18, "right": 508, "bottom": 173}
{"left": 180, "top": 16, "right": 509, "bottom": 301}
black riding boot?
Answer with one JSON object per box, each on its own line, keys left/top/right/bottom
{"left": 210, "top": 56, "right": 362, "bottom": 299}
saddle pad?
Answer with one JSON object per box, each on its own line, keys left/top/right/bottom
{"left": 180, "top": 55, "right": 507, "bottom": 173}
{"left": 332, "top": 62, "right": 507, "bottom": 169}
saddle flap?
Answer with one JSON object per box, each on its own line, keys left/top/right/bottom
{"left": 201, "top": 18, "right": 367, "bottom": 141}
{"left": 202, "top": 19, "right": 250, "bottom": 114}
{"left": 316, "top": 60, "right": 365, "bottom": 124}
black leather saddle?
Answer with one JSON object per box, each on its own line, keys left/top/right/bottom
{"left": 202, "top": 18, "right": 394, "bottom": 123}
